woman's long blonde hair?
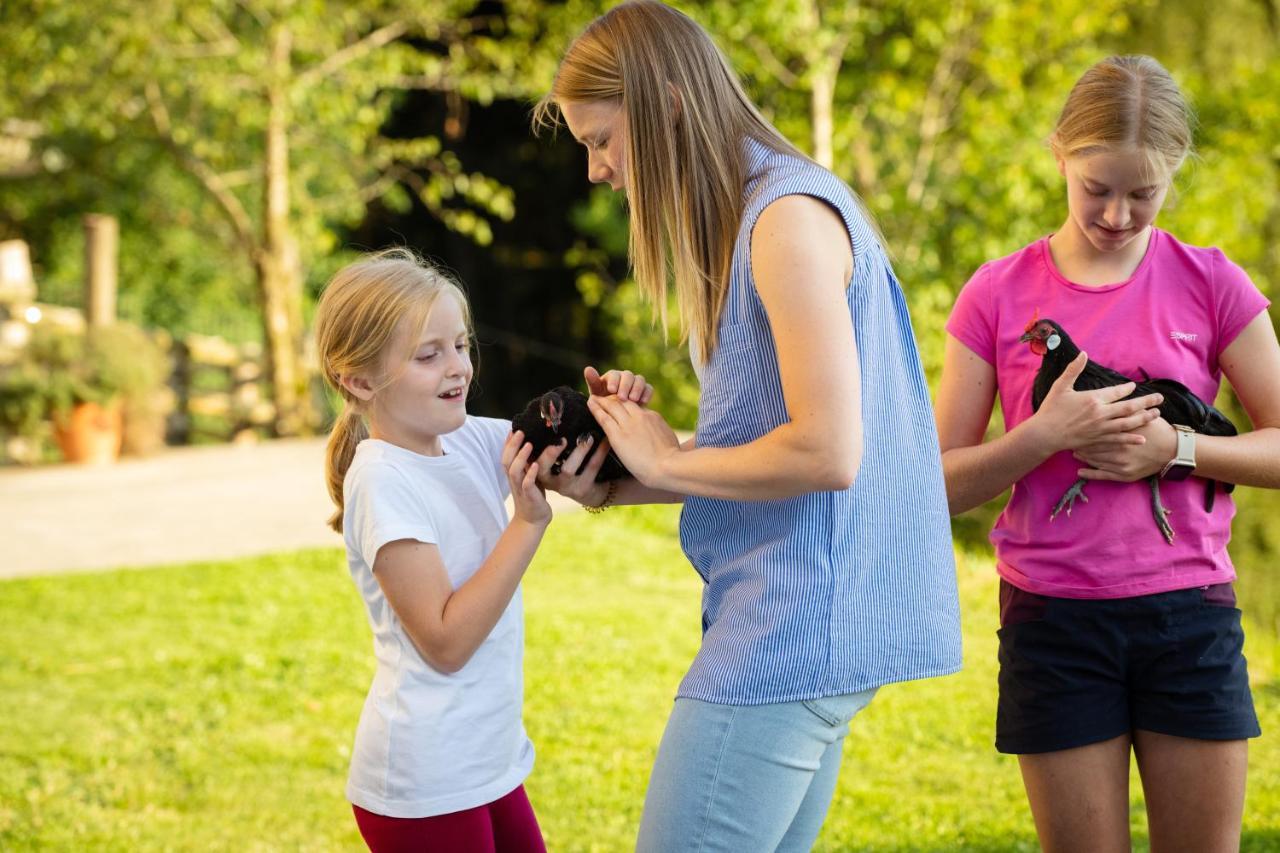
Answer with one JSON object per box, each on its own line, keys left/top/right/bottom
{"left": 314, "top": 248, "right": 470, "bottom": 532}
{"left": 533, "top": 0, "right": 809, "bottom": 363}
{"left": 1050, "top": 55, "right": 1195, "bottom": 184}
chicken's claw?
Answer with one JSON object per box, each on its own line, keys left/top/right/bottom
{"left": 1049, "top": 478, "right": 1089, "bottom": 522}
{"left": 1148, "top": 477, "right": 1175, "bottom": 545}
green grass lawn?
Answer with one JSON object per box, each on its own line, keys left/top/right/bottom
{"left": 2, "top": 504, "right": 1277, "bottom": 851}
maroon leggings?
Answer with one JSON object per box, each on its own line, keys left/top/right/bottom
{"left": 353, "top": 785, "right": 546, "bottom": 853}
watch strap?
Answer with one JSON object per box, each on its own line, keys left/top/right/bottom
{"left": 1160, "top": 424, "right": 1197, "bottom": 480}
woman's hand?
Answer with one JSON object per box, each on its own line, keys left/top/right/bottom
{"left": 586, "top": 395, "right": 680, "bottom": 487}
{"left": 533, "top": 432, "right": 614, "bottom": 506}
{"left": 503, "top": 430, "right": 552, "bottom": 526}
{"left": 585, "top": 365, "right": 654, "bottom": 405}
{"left": 1030, "top": 352, "right": 1164, "bottom": 453}
{"left": 1074, "top": 416, "right": 1179, "bottom": 482}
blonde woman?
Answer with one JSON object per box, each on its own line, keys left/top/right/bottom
{"left": 534, "top": 2, "right": 962, "bottom": 849}
{"left": 937, "top": 56, "right": 1280, "bottom": 851}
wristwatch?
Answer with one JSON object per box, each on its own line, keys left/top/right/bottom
{"left": 1159, "top": 424, "right": 1197, "bottom": 480}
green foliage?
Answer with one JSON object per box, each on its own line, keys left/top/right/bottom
{"left": 552, "top": 0, "right": 1150, "bottom": 406}
{"left": 3, "top": 0, "right": 575, "bottom": 350}
{"left": 0, "top": 322, "right": 169, "bottom": 462}
{"left": 0, "top": 364, "right": 48, "bottom": 445}
{"left": 32, "top": 326, "right": 120, "bottom": 413}
{"left": 567, "top": 187, "right": 700, "bottom": 428}
{"left": 1, "top": 510, "right": 1278, "bottom": 849}
{"left": 3, "top": 1, "right": 1278, "bottom": 600}
{"left": 590, "top": 277, "right": 700, "bottom": 430}
{"left": 0, "top": 130, "right": 261, "bottom": 341}
{"left": 547, "top": 1, "right": 1280, "bottom": 603}
{"left": 0, "top": 322, "right": 167, "bottom": 423}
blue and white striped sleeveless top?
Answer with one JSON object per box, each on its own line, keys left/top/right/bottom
{"left": 677, "top": 137, "right": 962, "bottom": 705}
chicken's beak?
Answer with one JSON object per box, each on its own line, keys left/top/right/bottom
{"left": 1018, "top": 331, "right": 1034, "bottom": 343}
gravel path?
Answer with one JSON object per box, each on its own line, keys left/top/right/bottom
{"left": 1, "top": 437, "right": 586, "bottom": 579}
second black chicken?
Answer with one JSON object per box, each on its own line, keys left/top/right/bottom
{"left": 510, "top": 386, "right": 630, "bottom": 482}
{"left": 1020, "top": 316, "right": 1237, "bottom": 544}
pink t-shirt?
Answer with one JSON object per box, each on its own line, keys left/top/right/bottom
{"left": 946, "top": 228, "right": 1270, "bottom": 598}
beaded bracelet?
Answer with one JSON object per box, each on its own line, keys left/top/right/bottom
{"left": 584, "top": 479, "right": 618, "bottom": 514}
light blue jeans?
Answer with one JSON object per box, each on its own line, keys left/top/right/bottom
{"left": 636, "top": 688, "right": 879, "bottom": 852}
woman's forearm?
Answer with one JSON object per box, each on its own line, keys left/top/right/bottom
{"left": 610, "top": 477, "right": 685, "bottom": 505}
{"left": 651, "top": 421, "right": 861, "bottom": 501}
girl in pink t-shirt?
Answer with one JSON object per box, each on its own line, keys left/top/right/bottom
{"left": 938, "top": 56, "right": 1280, "bottom": 851}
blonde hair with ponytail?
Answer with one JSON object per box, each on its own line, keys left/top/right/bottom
{"left": 533, "top": 0, "right": 812, "bottom": 364}
{"left": 314, "top": 248, "right": 471, "bottom": 532}
{"left": 1050, "top": 55, "right": 1196, "bottom": 185}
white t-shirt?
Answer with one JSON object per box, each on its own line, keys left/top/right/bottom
{"left": 342, "top": 416, "right": 533, "bottom": 818}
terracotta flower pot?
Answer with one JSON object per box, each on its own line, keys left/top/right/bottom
{"left": 52, "top": 400, "right": 124, "bottom": 465}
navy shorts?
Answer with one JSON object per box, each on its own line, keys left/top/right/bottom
{"left": 995, "top": 579, "right": 1261, "bottom": 755}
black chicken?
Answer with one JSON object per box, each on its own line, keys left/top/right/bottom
{"left": 1019, "top": 316, "right": 1237, "bottom": 545}
{"left": 510, "top": 386, "right": 630, "bottom": 482}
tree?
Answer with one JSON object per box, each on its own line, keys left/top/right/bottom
{"left": 555, "top": 0, "right": 1140, "bottom": 418}
{"left": 7, "top": 0, "right": 557, "bottom": 434}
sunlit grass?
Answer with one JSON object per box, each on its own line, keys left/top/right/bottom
{"left": 1, "top": 505, "right": 1276, "bottom": 850}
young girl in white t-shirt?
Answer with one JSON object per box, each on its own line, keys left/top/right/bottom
{"left": 314, "top": 248, "right": 648, "bottom": 851}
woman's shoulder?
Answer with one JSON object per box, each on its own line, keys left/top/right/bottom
{"left": 744, "top": 144, "right": 875, "bottom": 261}
{"left": 755, "top": 160, "right": 849, "bottom": 209}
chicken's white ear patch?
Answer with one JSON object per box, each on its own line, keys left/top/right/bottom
{"left": 1046, "top": 333, "right": 1061, "bottom": 351}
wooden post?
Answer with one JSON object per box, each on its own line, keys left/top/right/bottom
{"left": 171, "top": 337, "right": 192, "bottom": 445}
{"left": 84, "top": 214, "right": 118, "bottom": 328}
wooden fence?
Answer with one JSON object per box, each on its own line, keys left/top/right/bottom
{"left": 166, "top": 333, "right": 280, "bottom": 444}
{"left": 2, "top": 225, "right": 302, "bottom": 451}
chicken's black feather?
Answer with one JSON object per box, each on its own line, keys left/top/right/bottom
{"left": 1024, "top": 319, "right": 1236, "bottom": 512}
{"left": 510, "top": 386, "right": 629, "bottom": 481}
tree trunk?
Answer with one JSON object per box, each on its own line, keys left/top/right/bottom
{"left": 83, "top": 214, "right": 118, "bottom": 328}
{"left": 804, "top": 0, "right": 837, "bottom": 169}
{"left": 257, "top": 23, "right": 308, "bottom": 437}
{"left": 810, "top": 64, "right": 835, "bottom": 169}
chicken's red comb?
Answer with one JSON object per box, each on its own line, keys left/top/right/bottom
{"left": 1023, "top": 308, "right": 1040, "bottom": 333}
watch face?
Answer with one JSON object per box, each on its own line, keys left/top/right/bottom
{"left": 1162, "top": 462, "right": 1195, "bottom": 481}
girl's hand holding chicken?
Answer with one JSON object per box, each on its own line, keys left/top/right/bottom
{"left": 1028, "top": 351, "right": 1164, "bottom": 456}
{"left": 533, "top": 366, "right": 678, "bottom": 509}
{"left": 504, "top": 430, "right": 552, "bottom": 526}
{"left": 1072, "top": 415, "right": 1179, "bottom": 483}
{"left": 534, "top": 430, "right": 611, "bottom": 506}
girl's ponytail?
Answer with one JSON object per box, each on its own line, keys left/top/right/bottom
{"left": 325, "top": 406, "right": 368, "bottom": 533}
